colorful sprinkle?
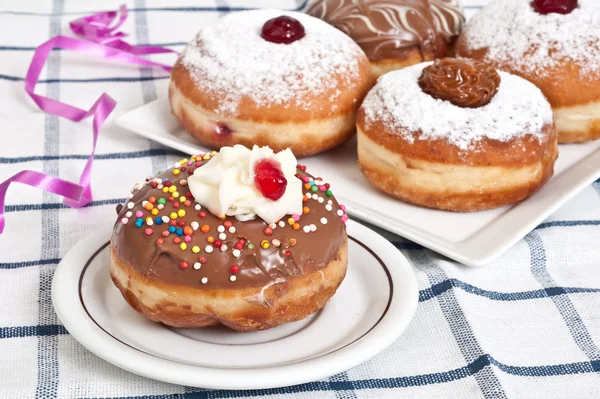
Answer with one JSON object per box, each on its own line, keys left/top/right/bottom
{"left": 230, "top": 265, "right": 239, "bottom": 274}
{"left": 184, "top": 226, "right": 193, "bottom": 236}
{"left": 121, "top": 217, "right": 128, "bottom": 225}
{"left": 135, "top": 210, "right": 143, "bottom": 218}
{"left": 292, "top": 223, "right": 300, "bottom": 231}
{"left": 180, "top": 243, "right": 187, "bottom": 250}
{"left": 325, "top": 190, "right": 332, "bottom": 197}
{"left": 201, "top": 225, "right": 210, "bottom": 233}
{"left": 320, "top": 217, "right": 328, "bottom": 225}
{"left": 205, "top": 245, "right": 214, "bottom": 254}
{"left": 178, "top": 209, "right": 186, "bottom": 217}
{"left": 217, "top": 225, "right": 225, "bottom": 233}
{"left": 194, "top": 204, "right": 201, "bottom": 211}
{"left": 260, "top": 240, "right": 270, "bottom": 249}
{"left": 194, "top": 262, "right": 201, "bottom": 270}
{"left": 264, "top": 227, "right": 273, "bottom": 236}
{"left": 272, "top": 239, "right": 281, "bottom": 247}
{"left": 192, "top": 245, "right": 200, "bottom": 253}
{"left": 201, "top": 277, "right": 208, "bottom": 284}
{"left": 337, "top": 210, "right": 344, "bottom": 216}
{"left": 303, "top": 225, "right": 310, "bottom": 233}
{"left": 184, "top": 235, "right": 192, "bottom": 243}
{"left": 127, "top": 202, "right": 135, "bottom": 209}
{"left": 207, "top": 236, "right": 215, "bottom": 243}
{"left": 230, "top": 275, "right": 237, "bottom": 282}
{"left": 145, "top": 228, "right": 153, "bottom": 236}
{"left": 199, "top": 256, "right": 207, "bottom": 264}
{"left": 156, "top": 238, "right": 164, "bottom": 245}
{"left": 135, "top": 219, "right": 143, "bottom": 228}
{"left": 191, "top": 221, "right": 199, "bottom": 231}
{"left": 219, "top": 233, "right": 226, "bottom": 240}
{"left": 233, "top": 249, "right": 241, "bottom": 258}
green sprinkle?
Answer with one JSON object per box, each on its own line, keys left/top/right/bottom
{"left": 158, "top": 198, "right": 167, "bottom": 205}
{"left": 248, "top": 243, "right": 255, "bottom": 249}
{"left": 325, "top": 190, "right": 332, "bottom": 197}
{"left": 311, "top": 186, "right": 318, "bottom": 193}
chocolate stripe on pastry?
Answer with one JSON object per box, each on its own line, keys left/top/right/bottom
{"left": 306, "top": 0, "right": 465, "bottom": 61}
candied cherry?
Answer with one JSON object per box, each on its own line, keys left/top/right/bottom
{"left": 261, "top": 16, "right": 305, "bottom": 44}
{"left": 532, "top": 0, "right": 577, "bottom": 14}
{"left": 254, "top": 159, "right": 287, "bottom": 201}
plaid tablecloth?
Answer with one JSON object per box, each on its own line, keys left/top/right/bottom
{"left": 2, "top": 0, "right": 600, "bottom": 398}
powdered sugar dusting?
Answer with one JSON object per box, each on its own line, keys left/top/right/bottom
{"left": 181, "top": 9, "right": 364, "bottom": 115}
{"left": 462, "top": 0, "right": 600, "bottom": 77}
{"left": 362, "top": 63, "right": 553, "bottom": 150}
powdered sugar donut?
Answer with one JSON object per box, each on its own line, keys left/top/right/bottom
{"left": 357, "top": 58, "right": 558, "bottom": 212}
{"left": 169, "top": 9, "right": 372, "bottom": 157}
{"left": 457, "top": 0, "right": 600, "bottom": 143}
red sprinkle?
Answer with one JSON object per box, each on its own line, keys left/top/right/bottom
{"left": 174, "top": 237, "right": 181, "bottom": 244}
{"left": 170, "top": 220, "right": 177, "bottom": 226}
{"left": 156, "top": 238, "right": 164, "bottom": 244}
{"left": 180, "top": 167, "right": 187, "bottom": 172}
{"left": 195, "top": 162, "right": 202, "bottom": 167}
{"left": 161, "top": 230, "right": 170, "bottom": 237}
{"left": 148, "top": 197, "right": 156, "bottom": 203}
{"left": 285, "top": 251, "right": 292, "bottom": 257}
{"left": 230, "top": 265, "right": 239, "bottom": 274}
{"left": 173, "top": 202, "right": 180, "bottom": 209}
{"left": 199, "top": 256, "right": 207, "bottom": 264}
{"left": 164, "top": 181, "right": 172, "bottom": 187}
{"left": 214, "top": 240, "right": 222, "bottom": 248}
{"left": 151, "top": 182, "right": 158, "bottom": 188}
{"left": 325, "top": 183, "right": 330, "bottom": 189}
{"left": 224, "top": 221, "right": 233, "bottom": 228}
{"left": 184, "top": 200, "right": 192, "bottom": 207}
{"left": 178, "top": 221, "right": 186, "bottom": 227}
{"left": 238, "top": 238, "right": 246, "bottom": 245}
{"left": 168, "top": 197, "right": 174, "bottom": 202}
{"left": 180, "top": 261, "right": 189, "bottom": 269}
{"left": 234, "top": 242, "right": 244, "bottom": 250}
{"left": 145, "top": 228, "right": 153, "bottom": 236}
{"left": 264, "top": 227, "right": 273, "bottom": 236}
{"left": 187, "top": 168, "right": 195, "bottom": 174}
{"left": 199, "top": 212, "right": 207, "bottom": 218}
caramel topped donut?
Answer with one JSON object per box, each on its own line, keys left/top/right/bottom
{"left": 169, "top": 10, "right": 372, "bottom": 157}
{"left": 457, "top": 0, "right": 600, "bottom": 143}
{"left": 418, "top": 58, "right": 500, "bottom": 108}
{"left": 306, "top": 0, "right": 465, "bottom": 77}
{"left": 110, "top": 146, "right": 349, "bottom": 331}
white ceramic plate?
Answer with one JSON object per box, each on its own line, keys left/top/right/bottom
{"left": 51, "top": 220, "right": 418, "bottom": 390}
{"left": 115, "top": 97, "right": 600, "bottom": 266}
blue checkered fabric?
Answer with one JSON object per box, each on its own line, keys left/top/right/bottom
{"left": 1, "top": 0, "right": 600, "bottom": 397}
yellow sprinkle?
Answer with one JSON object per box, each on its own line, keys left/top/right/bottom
{"left": 177, "top": 209, "right": 186, "bottom": 217}
{"left": 211, "top": 151, "right": 217, "bottom": 156}
{"left": 192, "top": 246, "right": 200, "bottom": 254}
{"left": 287, "top": 217, "right": 295, "bottom": 225}
{"left": 191, "top": 156, "right": 196, "bottom": 161}
{"left": 179, "top": 196, "right": 187, "bottom": 202}
{"left": 180, "top": 159, "right": 188, "bottom": 165}
{"left": 173, "top": 169, "right": 180, "bottom": 175}
{"left": 260, "top": 240, "right": 270, "bottom": 249}
{"left": 145, "top": 217, "right": 152, "bottom": 222}
{"left": 170, "top": 212, "right": 177, "bottom": 220}
{"left": 172, "top": 191, "right": 180, "bottom": 198}
{"left": 151, "top": 209, "right": 159, "bottom": 216}
{"left": 162, "top": 187, "right": 169, "bottom": 193}
{"left": 168, "top": 186, "right": 176, "bottom": 193}
{"left": 180, "top": 243, "right": 187, "bottom": 251}
{"left": 203, "top": 154, "right": 210, "bottom": 160}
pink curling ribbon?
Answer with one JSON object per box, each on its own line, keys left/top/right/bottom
{"left": 0, "top": 6, "right": 177, "bottom": 233}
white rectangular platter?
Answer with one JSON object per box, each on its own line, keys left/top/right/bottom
{"left": 115, "top": 97, "right": 600, "bottom": 266}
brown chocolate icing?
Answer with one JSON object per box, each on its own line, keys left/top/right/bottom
{"left": 418, "top": 57, "right": 501, "bottom": 108}
{"left": 306, "top": 0, "right": 465, "bottom": 61}
{"left": 111, "top": 156, "right": 347, "bottom": 290}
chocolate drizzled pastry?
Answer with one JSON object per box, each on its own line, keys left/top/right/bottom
{"left": 306, "top": 0, "right": 465, "bottom": 61}
{"left": 418, "top": 58, "right": 501, "bottom": 108}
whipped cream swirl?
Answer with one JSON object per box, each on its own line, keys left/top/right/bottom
{"left": 188, "top": 145, "right": 303, "bottom": 224}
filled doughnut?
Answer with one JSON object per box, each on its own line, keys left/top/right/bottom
{"left": 169, "top": 10, "right": 372, "bottom": 157}
{"left": 306, "top": 0, "right": 465, "bottom": 78}
{"left": 110, "top": 145, "right": 349, "bottom": 332}
{"left": 457, "top": 0, "right": 600, "bottom": 143}
{"left": 356, "top": 58, "right": 558, "bottom": 212}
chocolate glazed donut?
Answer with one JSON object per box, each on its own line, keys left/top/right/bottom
{"left": 110, "top": 150, "right": 350, "bottom": 331}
